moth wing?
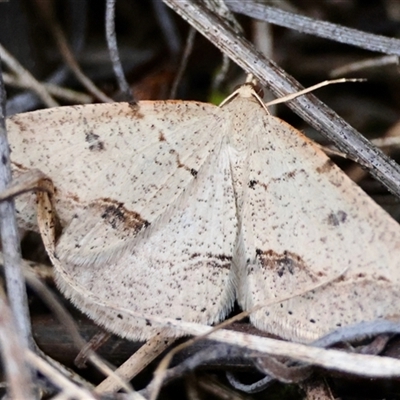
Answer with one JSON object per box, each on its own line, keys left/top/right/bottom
{"left": 7, "top": 101, "right": 220, "bottom": 261}
{"left": 235, "top": 112, "right": 400, "bottom": 343}
{"left": 53, "top": 136, "right": 237, "bottom": 340}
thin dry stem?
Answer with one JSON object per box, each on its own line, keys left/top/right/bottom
{"left": 170, "top": 27, "right": 196, "bottom": 99}
{"left": 26, "top": 350, "right": 95, "bottom": 400}
{"left": 0, "top": 43, "right": 58, "bottom": 107}
{"left": 36, "top": 1, "right": 113, "bottom": 103}
{"left": 105, "top": 0, "right": 133, "bottom": 101}
{"left": 0, "top": 287, "right": 34, "bottom": 399}
{"left": 95, "top": 333, "right": 175, "bottom": 395}
{"left": 3, "top": 72, "right": 92, "bottom": 104}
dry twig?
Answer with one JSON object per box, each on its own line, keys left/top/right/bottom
{"left": 0, "top": 55, "right": 35, "bottom": 398}
{"left": 105, "top": 0, "right": 134, "bottom": 101}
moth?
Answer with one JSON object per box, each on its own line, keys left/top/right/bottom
{"left": 6, "top": 84, "right": 400, "bottom": 343}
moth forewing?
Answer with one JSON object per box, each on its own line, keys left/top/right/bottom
{"left": 234, "top": 105, "right": 400, "bottom": 342}
{"left": 7, "top": 99, "right": 237, "bottom": 340}
{"left": 7, "top": 101, "right": 220, "bottom": 230}
{"left": 52, "top": 134, "right": 238, "bottom": 340}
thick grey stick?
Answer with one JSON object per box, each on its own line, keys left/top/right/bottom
{"left": 162, "top": 0, "right": 400, "bottom": 198}
{"left": 225, "top": 1, "right": 400, "bottom": 56}
{"left": 0, "top": 61, "right": 35, "bottom": 395}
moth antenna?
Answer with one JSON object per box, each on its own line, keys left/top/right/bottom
{"left": 219, "top": 81, "right": 268, "bottom": 112}
{"left": 265, "top": 78, "right": 365, "bottom": 107}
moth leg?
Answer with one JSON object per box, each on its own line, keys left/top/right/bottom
{"left": 35, "top": 178, "right": 59, "bottom": 259}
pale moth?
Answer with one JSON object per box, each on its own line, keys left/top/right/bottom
{"left": 6, "top": 83, "right": 400, "bottom": 344}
